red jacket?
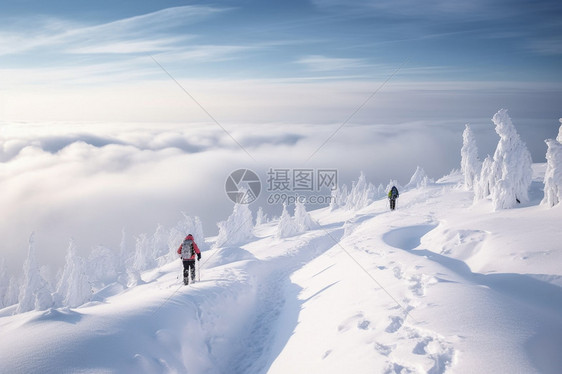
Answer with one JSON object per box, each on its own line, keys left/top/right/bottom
{"left": 177, "top": 234, "right": 201, "bottom": 260}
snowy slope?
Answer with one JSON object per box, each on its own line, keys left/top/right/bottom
{"left": 1, "top": 166, "right": 561, "bottom": 374}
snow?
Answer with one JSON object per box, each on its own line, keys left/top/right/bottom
{"left": 460, "top": 124, "right": 480, "bottom": 190}
{"left": 275, "top": 203, "right": 300, "bottom": 238}
{"left": 215, "top": 203, "right": 255, "bottom": 247}
{"left": 474, "top": 109, "right": 533, "bottom": 210}
{"left": 542, "top": 120, "right": 562, "bottom": 207}
{"left": 1, "top": 167, "right": 562, "bottom": 373}
{"left": 405, "top": 166, "right": 433, "bottom": 190}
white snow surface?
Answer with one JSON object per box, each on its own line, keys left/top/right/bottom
{"left": 1, "top": 166, "right": 562, "bottom": 374}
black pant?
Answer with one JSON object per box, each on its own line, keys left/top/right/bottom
{"left": 390, "top": 198, "right": 396, "bottom": 210}
{"left": 182, "top": 260, "right": 196, "bottom": 280}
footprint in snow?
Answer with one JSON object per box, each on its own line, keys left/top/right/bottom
{"left": 408, "top": 274, "right": 425, "bottom": 297}
{"left": 385, "top": 316, "right": 404, "bottom": 333}
{"left": 338, "top": 312, "right": 371, "bottom": 332}
{"left": 374, "top": 342, "right": 394, "bottom": 356}
{"left": 392, "top": 266, "right": 403, "bottom": 280}
{"left": 384, "top": 362, "right": 416, "bottom": 374}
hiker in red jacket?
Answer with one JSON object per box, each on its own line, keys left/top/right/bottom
{"left": 177, "top": 234, "right": 201, "bottom": 284}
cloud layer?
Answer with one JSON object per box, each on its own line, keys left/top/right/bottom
{"left": 1, "top": 114, "right": 559, "bottom": 277}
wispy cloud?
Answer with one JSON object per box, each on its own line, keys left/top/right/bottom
{"left": 525, "top": 36, "right": 562, "bottom": 56}
{"left": 296, "top": 55, "right": 371, "bottom": 72}
{"left": 311, "top": 0, "right": 519, "bottom": 21}
{"left": 0, "top": 5, "right": 227, "bottom": 57}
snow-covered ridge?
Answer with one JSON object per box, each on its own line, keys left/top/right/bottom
{"left": 1, "top": 165, "right": 561, "bottom": 373}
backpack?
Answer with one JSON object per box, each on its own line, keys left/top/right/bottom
{"left": 181, "top": 239, "right": 195, "bottom": 260}
{"left": 391, "top": 186, "right": 399, "bottom": 199}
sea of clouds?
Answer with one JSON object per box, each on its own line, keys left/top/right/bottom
{"left": 0, "top": 112, "right": 558, "bottom": 276}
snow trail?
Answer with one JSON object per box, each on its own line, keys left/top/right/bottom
{"left": 2, "top": 168, "right": 561, "bottom": 373}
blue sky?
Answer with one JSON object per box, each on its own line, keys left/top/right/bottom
{"left": 1, "top": 0, "right": 561, "bottom": 125}
{"left": 1, "top": 0, "right": 562, "bottom": 271}
{"left": 1, "top": 0, "right": 561, "bottom": 81}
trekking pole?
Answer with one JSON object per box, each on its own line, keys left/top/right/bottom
{"left": 198, "top": 260, "right": 201, "bottom": 282}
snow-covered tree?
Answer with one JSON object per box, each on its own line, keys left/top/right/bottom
{"left": 4, "top": 276, "right": 20, "bottom": 308}
{"left": 541, "top": 119, "right": 562, "bottom": 207}
{"left": 276, "top": 203, "right": 299, "bottom": 239}
{"left": 151, "top": 224, "right": 169, "bottom": 261}
{"left": 329, "top": 184, "right": 348, "bottom": 211}
{"left": 474, "top": 109, "right": 532, "bottom": 209}
{"left": 294, "top": 200, "right": 318, "bottom": 232}
{"left": 16, "top": 234, "right": 54, "bottom": 313}
{"left": 0, "top": 259, "right": 9, "bottom": 308}
{"left": 171, "top": 213, "right": 206, "bottom": 251}
{"left": 405, "top": 166, "right": 433, "bottom": 189}
{"left": 215, "top": 204, "right": 254, "bottom": 247}
{"left": 55, "top": 241, "right": 91, "bottom": 308}
{"left": 461, "top": 124, "right": 481, "bottom": 190}
{"left": 131, "top": 234, "right": 154, "bottom": 273}
{"left": 474, "top": 155, "right": 494, "bottom": 201}
{"left": 255, "top": 207, "right": 267, "bottom": 226}
{"left": 345, "top": 172, "right": 375, "bottom": 211}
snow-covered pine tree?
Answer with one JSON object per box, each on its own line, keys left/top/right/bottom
{"left": 16, "top": 233, "right": 54, "bottom": 313}
{"left": 215, "top": 203, "right": 254, "bottom": 247}
{"left": 405, "top": 166, "right": 433, "bottom": 189}
{"left": 56, "top": 240, "right": 91, "bottom": 308}
{"left": 132, "top": 233, "right": 153, "bottom": 273}
{"left": 255, "top": 206, "right": 267, "bottom": 226}
{"left": 4, "top": 276, "right": 19, "bottom": 308}
{"left": 294, "top": 200, "right": 318, "bottom": 232}
{"left": 276, "top": 203, "right": 299, "bottom": 239}
{"left": 541, "top": 119, "right": 562, "bottom": 207}
{"left": 329, "top": 183, "right": 348, "bottom": 211}
{"left": 490, "top": 109, "right": 533, "bottom": 209}
{"left": 474, "top": 109, "right": 532, "bottom": 209}
{"left": 89, "top": 246, "right": 121, "bottom": 286}
{"left": 151, "top": 224, "right": 169, "bottom": 263}
{"left": 0, "top": 259, "right": 9, "bottom": 308}
{"left": 461, "top": 124, "right": 481, "bottom": 190}
{"left": 474, "top": 155, "right": 494, "bottom": 201}
{"left": 173, "top": 213, "right": 206, "bottom": 251}
{"left": 345, "top": 172, "right": 375, "bottom": 211}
